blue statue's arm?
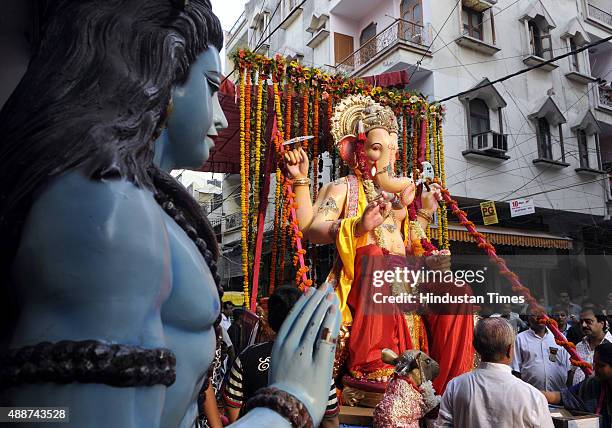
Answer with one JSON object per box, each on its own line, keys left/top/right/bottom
{"left": 8, "top": 171, "right": 171, "bottom": 428}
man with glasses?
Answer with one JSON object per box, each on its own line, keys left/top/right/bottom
{"left": 569, "top": 307, "right": 611, "bottom": 386}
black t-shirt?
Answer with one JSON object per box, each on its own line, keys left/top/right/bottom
{"left": 222, "top": 341, "right": 338, "bottom": 417}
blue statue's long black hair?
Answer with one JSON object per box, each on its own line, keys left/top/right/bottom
{"left": 0, "top": 0, "right": 223, "bottom": 341}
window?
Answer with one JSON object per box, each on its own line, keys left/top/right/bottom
{"left": 577, "top": 130, "right": 589, "bottom": 168}
{"left": 569, "top": 37, "right": 579, "bottom": 72}
{"left": 469, "top": 99, "right": 490, "bottom": 136}
{"left": 537, "top": 118, "right": 553, "bottom": 159}
{"left": 463, "top": 7, "right": 484, "bottom": 40}
{"left": 528, "top": 20, "right": 552, "bottom": 59}
{"left": 401, "top": 0, "right": 423, "bottom": 43}
{"left": 359, "top": 23, "right": 377, "bottom": 64}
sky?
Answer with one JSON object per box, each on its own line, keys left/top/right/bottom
{"left": 211, "top": 0, "right": 248, "bottom": 32}
{"left": 211, "top": 0, "right": 248, "bottom": 73}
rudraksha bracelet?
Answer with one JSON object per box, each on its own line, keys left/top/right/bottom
{"left": 1, "top": 340, "right": 176, "bottom": 387}
{"left": 243, "top": 386, "right": 314, "bottom": 428}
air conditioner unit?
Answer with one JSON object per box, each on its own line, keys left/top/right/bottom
{"left": 474, "top": 131, "right": 508, "bottom": 153}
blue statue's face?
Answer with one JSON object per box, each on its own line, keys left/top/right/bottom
{"left": 166, "top": 47, "right": 228, "bottom": 168}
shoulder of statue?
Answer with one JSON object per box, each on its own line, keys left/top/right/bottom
{"left": 18, "top": 169, "right": 168, "bottom": 261}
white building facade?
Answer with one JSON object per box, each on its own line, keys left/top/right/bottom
{"left": 224, "top": 0, "right": 612, "bottom": 299}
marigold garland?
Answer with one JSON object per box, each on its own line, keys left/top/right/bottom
{"left": 269, "top": 81, "right": 285, "bottom": 295}
{"left": 302, "top": 90, "right": 309, "bottom": 149}
{"left": 252, "top": 73, "right": 264, "bottom": 235}
{"left": 412, "top": 118, "right": 419, "bottom": 177}
{"left": 438, "top": 184, "right": 592, "bottom": 376}
{"left": 437, "top": 115, "right": 450, "bottom": 250}
{"left": 239, "top": 69, "right": 250, "bottom": 307}
{"left": 312, "top": 89, "right": 320, "bottom": 201}
{"left": 285, "top": 83, "right": 293, "bottom": 140}
{"left": 432, "top": 114, "right": 442, "bottom": 246}
{"left": 402, "top": 112, "right": 408, "bottom": 175}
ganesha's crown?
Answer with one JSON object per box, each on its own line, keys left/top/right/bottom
{"left": 331, "top": 95, "right": 399, "bottom": 146}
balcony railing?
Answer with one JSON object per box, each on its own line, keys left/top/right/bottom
{"left": 336, "top": 19, "right": 429, "bottom": 73}
{"left": 588, "top": 3, "right": 612, "bottom": 27}
{"left": 471, "top": 130, "right": 508, "bottom": 152}
{"left": 224, "top": 212, "right": 242, "bottom": 231}
{"left": 599, "top": 84, "right": 612, "bottom": 109}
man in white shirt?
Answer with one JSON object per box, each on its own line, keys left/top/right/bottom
{"left": 569, "top": 307, "right": 612, "bottom": 385}
{"left": 511, "top": 310, "right": 571, "bottom": 391}
{"left": 221, "top": 301, "right": 234, "bottom": 332}
{"left": 435, "top": 317, "right": 554, "bottom": 428}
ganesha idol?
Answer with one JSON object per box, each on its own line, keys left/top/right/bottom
{"left": 284, "top": 94, "right": 473, "bottom": 405}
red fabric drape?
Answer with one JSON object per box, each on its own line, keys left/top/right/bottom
{"left": 347, "top": 245, "right": 413, "bottom": 377}
{"left": 360, "top": 70, "right": 410, "bottom": 88}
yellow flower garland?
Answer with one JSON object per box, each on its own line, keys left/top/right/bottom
{"left": 269, "top": 81, "right": 284, "bottom": 295}
{"left": 239, "top": 69, "right": 250, "bottom": 307}
{"left": 424, "top": 117, "right": 430, "bottom": 240}
{"left": 253, "top": 73, "right": 264, "bottom": 234}
{"left": 438, "top": 116, "right": 449, "bottom": 250}
{"left": 432, "top": 114, "right": 442, "bottom": 246}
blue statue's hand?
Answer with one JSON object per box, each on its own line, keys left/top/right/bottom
{"left": 269, "top": 284, "right": 341, "bottom": 426}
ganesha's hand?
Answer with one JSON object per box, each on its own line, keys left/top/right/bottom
{"left": 356, "top": 200, "right": 390, "bottom": 236}
{"left": 283, "top": 147, "right": 309, "bottom": 179}
{"left": 269, "top": 285, "right": 341, "bottom": 426}
{"left": 420, "top": 182, "right": 442, "bottom": 214}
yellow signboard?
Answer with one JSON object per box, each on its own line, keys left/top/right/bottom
{"left": 480, "top": 201, "right": 499, "bottom": 225}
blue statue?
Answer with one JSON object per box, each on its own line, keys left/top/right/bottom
{"left": 0, "top": 1, "right": 340, "bottom": 427}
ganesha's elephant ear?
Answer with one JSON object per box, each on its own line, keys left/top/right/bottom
{"left": 331, "top": 94, "right": 375, "bottom": 168}
{"left": 381, "top": 348, "right": 399, "bottom": 365}
{"left": 336, "top": 135, "right": 357, "bottom": 168}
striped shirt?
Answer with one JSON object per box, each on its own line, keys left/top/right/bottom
{"left": 222, "top": 341, "right": 339, "bottom": 417}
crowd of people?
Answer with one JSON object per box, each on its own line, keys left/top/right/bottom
{"left": 197, "top": 289, "right": 612, "bottom": 427}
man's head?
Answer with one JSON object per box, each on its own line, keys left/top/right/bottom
{"left": 606, "top": 306, "right": 612, "bottom": 330}
{"left": 473, "top": 317, "right": 515, "bottom": 364}
{"left": 268, "top": 285, "right": 302, "bottom": 333}
{"left": 551, "top": 305, "right": 568, "bottom": 329}
{"left": 580, "top": 308, "right": 607, "bottom": 340}
{"left": 498, "top": 303, "right": 512, "bottom": 316}
{"left": 559, "top": 291, "right": 571, "bottom": 305}
{"left": 593, "top": 343, "right": 612, "bottom": 382}
{"left": 222, "top": 301, "right": 234, "bottom": 317}
{"left": 527, "top": 305, "right": 546, "bottom": 332}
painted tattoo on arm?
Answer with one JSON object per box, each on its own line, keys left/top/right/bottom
{"left": 318, "top": 197, "right": 339, "bottom": 216}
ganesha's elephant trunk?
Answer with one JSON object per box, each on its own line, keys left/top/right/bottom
{"left": 375, "top": 171, "right": 414, "bottom": 196}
